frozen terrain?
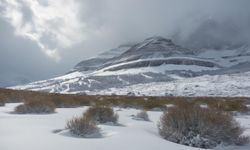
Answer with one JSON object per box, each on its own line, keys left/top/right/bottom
{"left": 0, "top": 103, "right": 250, "bottom": 150}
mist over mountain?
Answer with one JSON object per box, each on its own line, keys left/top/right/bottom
{"left": 174, "top": 18, "right": 250, "bottom": 50}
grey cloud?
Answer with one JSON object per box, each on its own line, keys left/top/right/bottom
{"left": 0, "top": 19, "right": 70, "bottom": 87}
{"left": 76, "top": 0, "right": 250, "bottom": 49}
{"left": 19, "top": 1, "right": 33, "bottom": 23}
{"left": 0, "top": 0, "right": 250, "bottom": 87}
{"left": 37, "top": 0, "right": 49, "bottom": 7}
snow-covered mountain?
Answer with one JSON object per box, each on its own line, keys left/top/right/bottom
{"left": 69, "top": 44, "right": 134, "bottom": 73}
{"left": 93, "top": 71, "right": 250, "bottom": 97}
{"left": 11, "top": 36, "right": 250, "bottom": 96}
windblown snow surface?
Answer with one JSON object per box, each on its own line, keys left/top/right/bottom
{"left": 0, "top": 103, "right": 250, "bottom": 150}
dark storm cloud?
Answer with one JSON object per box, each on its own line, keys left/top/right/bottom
{"left": 0, "top": 0, "right": 250, "bottom": 87}
{"left": 0, "top": 19, "right": 70, "bottom": 87}
{"left": 76, "top": 0, "right": 250, "bottom": 49}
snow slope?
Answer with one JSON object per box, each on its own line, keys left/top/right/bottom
{"left": 10, "top": 37, "right": 250, "bottom": 96}
{"left": 70, "top": 44, "right": 133, "bottom": 73}
{"left": 93, "top": 71, "right": 250, "bottom": 97}
{"left": 0, "top": 103, "right": 250, "bottom": 150}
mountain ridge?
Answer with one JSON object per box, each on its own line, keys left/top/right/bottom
{"left": 11, "top": 36, "right": 250, "bottom": 96}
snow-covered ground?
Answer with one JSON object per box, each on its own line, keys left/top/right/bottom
{"left": 11, "top": 71, "right": 250, "bottom": 97}
{"left": 0, "top": 103, "right": 250, "bottom": 150}
{"left": 92, "top": 71, "right": 250, "bottom": 96}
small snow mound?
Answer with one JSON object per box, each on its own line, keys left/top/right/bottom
{"left": 102, "top": 122, "right": 124, "bottom": 127}
{"left": 102, "top": 131, "right": 119, "bottom": 137}
{"left": 52, "top": 129, "right": 64, "bottom": 134}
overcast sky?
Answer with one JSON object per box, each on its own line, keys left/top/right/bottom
{"left": 0, "top": 0, "right": 250, "bottom": 87}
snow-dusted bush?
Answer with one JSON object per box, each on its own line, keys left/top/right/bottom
{"left": 134, "top": 110, "right": 150, "bottom": 121}
{"left": 84, "top": 105, "right": 118, "bottom": 124}
{"left": 158, "top": 104, "right": 249, "bottom": 148}
{"left": 66, "top": 116, "right": 100, "bottom": 138}
{"left": 15, "top": 100, "right": 56, "bottom": 114}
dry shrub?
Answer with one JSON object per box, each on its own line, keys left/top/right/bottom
{"left": 15, "top": 100, "right": 56, "bottom": 114}
{"left": 0, "top": 98, "right": 5, "bottom": 106}
{"left": 0, "top": 101, "right": 4, "bottom": 106}
{"left": 0, "top": 93, "right": 7, "bottom": 106}
{"left": 66, "top": 116, "right": 100, "bottom": 137}
{"left": 135, "top": 110, "right": 150, "bottom": 121}
{"left": 84, "top": 105, "right": 118, "bottom": 124}
{"left": 158, "top": 103, "right": 249, "bottom": 149}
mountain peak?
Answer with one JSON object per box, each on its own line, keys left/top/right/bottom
{"left": 144, "top": 36, "right": 173, "bottom": 44}
{"left": 119, "top": 36, "right": 188, "bottom": 58}
{"left": 145, "top": 36, "right": 170, "bottom": 40}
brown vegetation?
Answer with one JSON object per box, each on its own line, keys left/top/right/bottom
{"left": 0, "top": 93, "right": 6, "bottom": 106}
{"left": 0, "top": 88, "right": 250, "bottom": 112}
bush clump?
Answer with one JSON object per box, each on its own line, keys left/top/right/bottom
{"left": 134, "top": 110, "right": 150, "bottom": 121}
{"left": 84, "top": 105, "right": 118, "bottom": 124}
{"left": 66, "top": 116, "right": 100, "bottom": 137}
{"left": 15, "top": 100, "right": 56, "bottom": 114}
{"left": 158, "top": 104, "right": 249, "bottom": 148}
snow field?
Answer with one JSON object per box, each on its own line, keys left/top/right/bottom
{"left": 0, "top": 103, "right": 250, "bottom": 150}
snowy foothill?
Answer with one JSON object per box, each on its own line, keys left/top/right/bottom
{"left": 92, "top": 71, "right": 250, "bottom": 97}
{"left": 0, "top": 103, "right": 250, "bottom": 150}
